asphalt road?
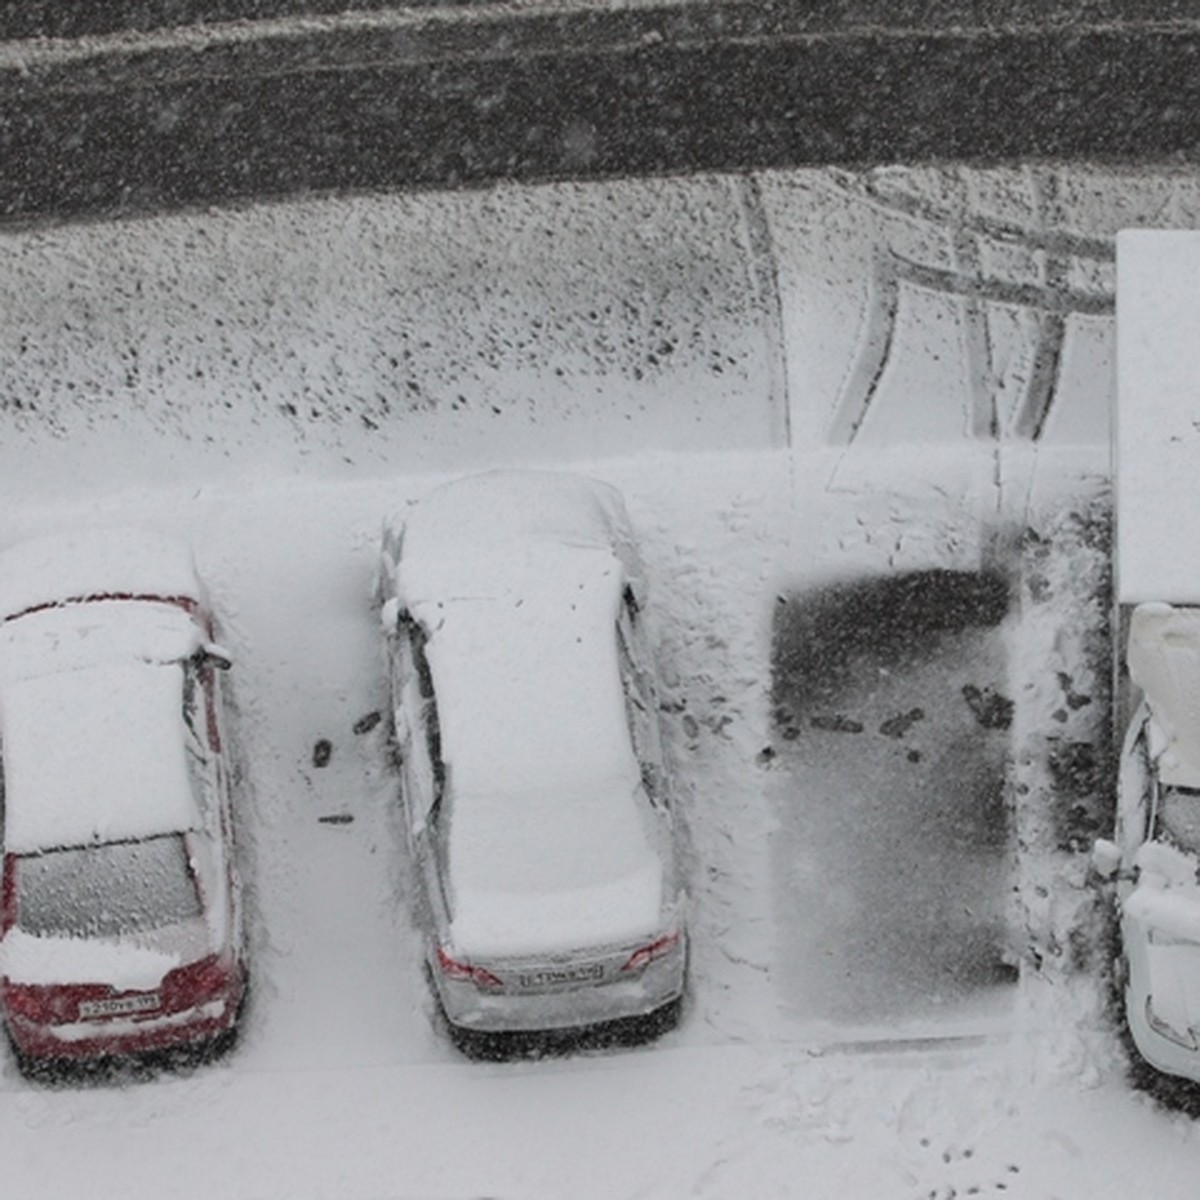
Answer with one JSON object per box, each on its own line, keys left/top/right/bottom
{"left": 770, "top": 571, "right": 1016, "bottom": 1027}
{"left": 3, "top": 2, "right": 1200, "bottom": 223}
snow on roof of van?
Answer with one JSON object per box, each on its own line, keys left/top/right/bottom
{"left": 0, "top": 601, "right": 204, "bottom": 854}
{"left": 394, "top": 472, "right": 663, "bottom": 954}
{"left": 0, "top": 527, "right": 203, "bottom": 622}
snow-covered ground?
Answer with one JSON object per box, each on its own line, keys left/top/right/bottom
{"left": 2, "top": 166, "right": 1198, "bottom": 1198}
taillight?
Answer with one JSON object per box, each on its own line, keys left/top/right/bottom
{"left": 162, "top": 953, "right": 235, "bottom": 1008}
{"left": 435, "top": 945, "right": 503, "bottom": 990}
{"left": 621, "top": 930, "right": 680, "bottom": 973}
{"left": 0, "top": 855, "right": 15, "bottom": 936}
{"left": 1, "top": 981, "right": 87, "bottom": 1024}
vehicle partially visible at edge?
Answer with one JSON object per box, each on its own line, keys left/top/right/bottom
{"left": 378, "top": 471, "right": 686, "bottom": 1051}
{"left": 1094, "top": 602, "right": 1200, "bottom": 1081}
{"left": 0, "top": 529, "right": 248, "bottom": 1071}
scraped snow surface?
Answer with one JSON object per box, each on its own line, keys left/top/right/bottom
{"left": 1, "top": 167, "right": 1198, "bottom": 1198}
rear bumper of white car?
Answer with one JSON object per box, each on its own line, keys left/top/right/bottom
{"left": 432, "top": 938, "right": 686, "bottom": 1034}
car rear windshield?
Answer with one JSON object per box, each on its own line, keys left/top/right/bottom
{"left": 16, "top": 833, "right": 202, "bottom": 938}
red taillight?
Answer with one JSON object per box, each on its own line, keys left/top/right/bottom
{"left": 621, "top": 930, "right": 681, "bottom": 973}
{"left": 1, "top": 981, "right": 90, "bottom": 1024}
{"left": 1, "top": 855, "right": 15, "bottom": 936}
{"left": 435, "top": 945, "right": 503, "bottom": 990}
{"left": 162, "top": 953, "right": 235, "bottom": 1008}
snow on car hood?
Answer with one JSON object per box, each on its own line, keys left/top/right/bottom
{"left": 0, "top": 527, "right": 203, "bottom": 621}
{"left": 1128, "top": 842, "right": 1200, "bottom": 1040}
{"left": 394, "top": 469, "right": 645, "bottom": 610}
{"left": 0, "top": 927, "right": 182, "bottom": 990}
{"left": 1128, "top": 603, "right": 1200, "bottom": 788}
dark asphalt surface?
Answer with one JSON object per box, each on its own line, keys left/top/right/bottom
{"left": 771, "top": 571, "right": 1016, "bottom": 1026}
{"left": 3, "top": 2, "right": 1200, "bottom": 223}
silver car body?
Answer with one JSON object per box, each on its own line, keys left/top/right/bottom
{"left": 379, "top": 471, "right": 686, "bottom": 1035}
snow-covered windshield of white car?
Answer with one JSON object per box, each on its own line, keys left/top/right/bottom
{"left": 1159, "top": 785, "right": 1200, "bottom": 856}
{"left": 15, "top": 832, "right": 202, "bottom": 938}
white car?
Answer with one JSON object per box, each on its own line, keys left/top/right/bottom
{"left": 0, "top": 529, "right": 247, "bottom": 1070}
{"left": 379, "top": 471, "right": 686, "bottom": 1049}
{"left": 1095, "top": 602, "right": 1200, "bottom": 1080}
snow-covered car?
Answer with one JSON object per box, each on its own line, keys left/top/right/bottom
{"left": 1094, "top": 602, "right": 1200, "bottom": 1080}
{"left": 378, "top": 471, "right": 686, "bottom": 1046}
{"left": 0, "top": 529, "right": 247, "bottom": 1068}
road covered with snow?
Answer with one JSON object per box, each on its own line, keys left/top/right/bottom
{"left": 1, "top": 166, "right": 1198, "bottom": 1197}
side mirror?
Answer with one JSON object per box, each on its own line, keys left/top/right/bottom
{"left": 199, "top": 642, "right": 233, "bottom": 671}
{"left": 380, "top": 596, "right": 401, "bottom": 634}
{"left": 1091, "top": 838, "right": 1122, "bottom": 881}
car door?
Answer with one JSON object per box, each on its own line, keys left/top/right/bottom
{"left": 1117, "top": 707, "right": 1154, "bottom": 874}
{"left": 392, "top": 619, "right": 441, "bottom": 843}
{"left": 616, "top": 599, "right": 670, "bottom": 813}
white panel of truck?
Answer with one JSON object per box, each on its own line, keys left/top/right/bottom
{"left": 1117, "top": 230, "right": 1200, "bottom": 605}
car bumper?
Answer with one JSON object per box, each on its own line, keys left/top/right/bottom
{"left": 433, "top": 947, "right": 685, "bottom": 1034}
{"left": 6, "top": 984, "right": 244, "bottom": 1062}
{"left": 1126, "top": 987, "right": 1200, "bottom": 1082}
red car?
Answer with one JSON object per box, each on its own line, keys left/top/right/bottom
{"left": 0, "top": 529, "right": 247, "bottom": 1070}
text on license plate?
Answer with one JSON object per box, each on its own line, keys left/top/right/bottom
{"left": 79, "top": 993, "right": 162, "bottom": 1020}
{"left": 517, "top": 963, "right": 605, "bottom": 989}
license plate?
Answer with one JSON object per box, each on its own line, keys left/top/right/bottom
{"left": 517, "top": 962, "right": 605, "bottom": 990}
{"left": 79, "top": 992, "right": 161, "bottom": 1020}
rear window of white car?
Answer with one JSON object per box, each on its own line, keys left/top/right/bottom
{"left": 16, "top": 833, "right": 202, "bottom": 938}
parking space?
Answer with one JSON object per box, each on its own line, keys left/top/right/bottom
{"left": 770, "top": 571, "right": 1017, "bottom": 1030}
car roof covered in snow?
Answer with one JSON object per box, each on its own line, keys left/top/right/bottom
{"left": 0, "top": 527, "right": 204, "bottom": 622}
{"left": 0, "top": 599, "right": 205, "bottom": 854}
{"left": 391, "top": 471, "right": 663, "bottom": 954}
